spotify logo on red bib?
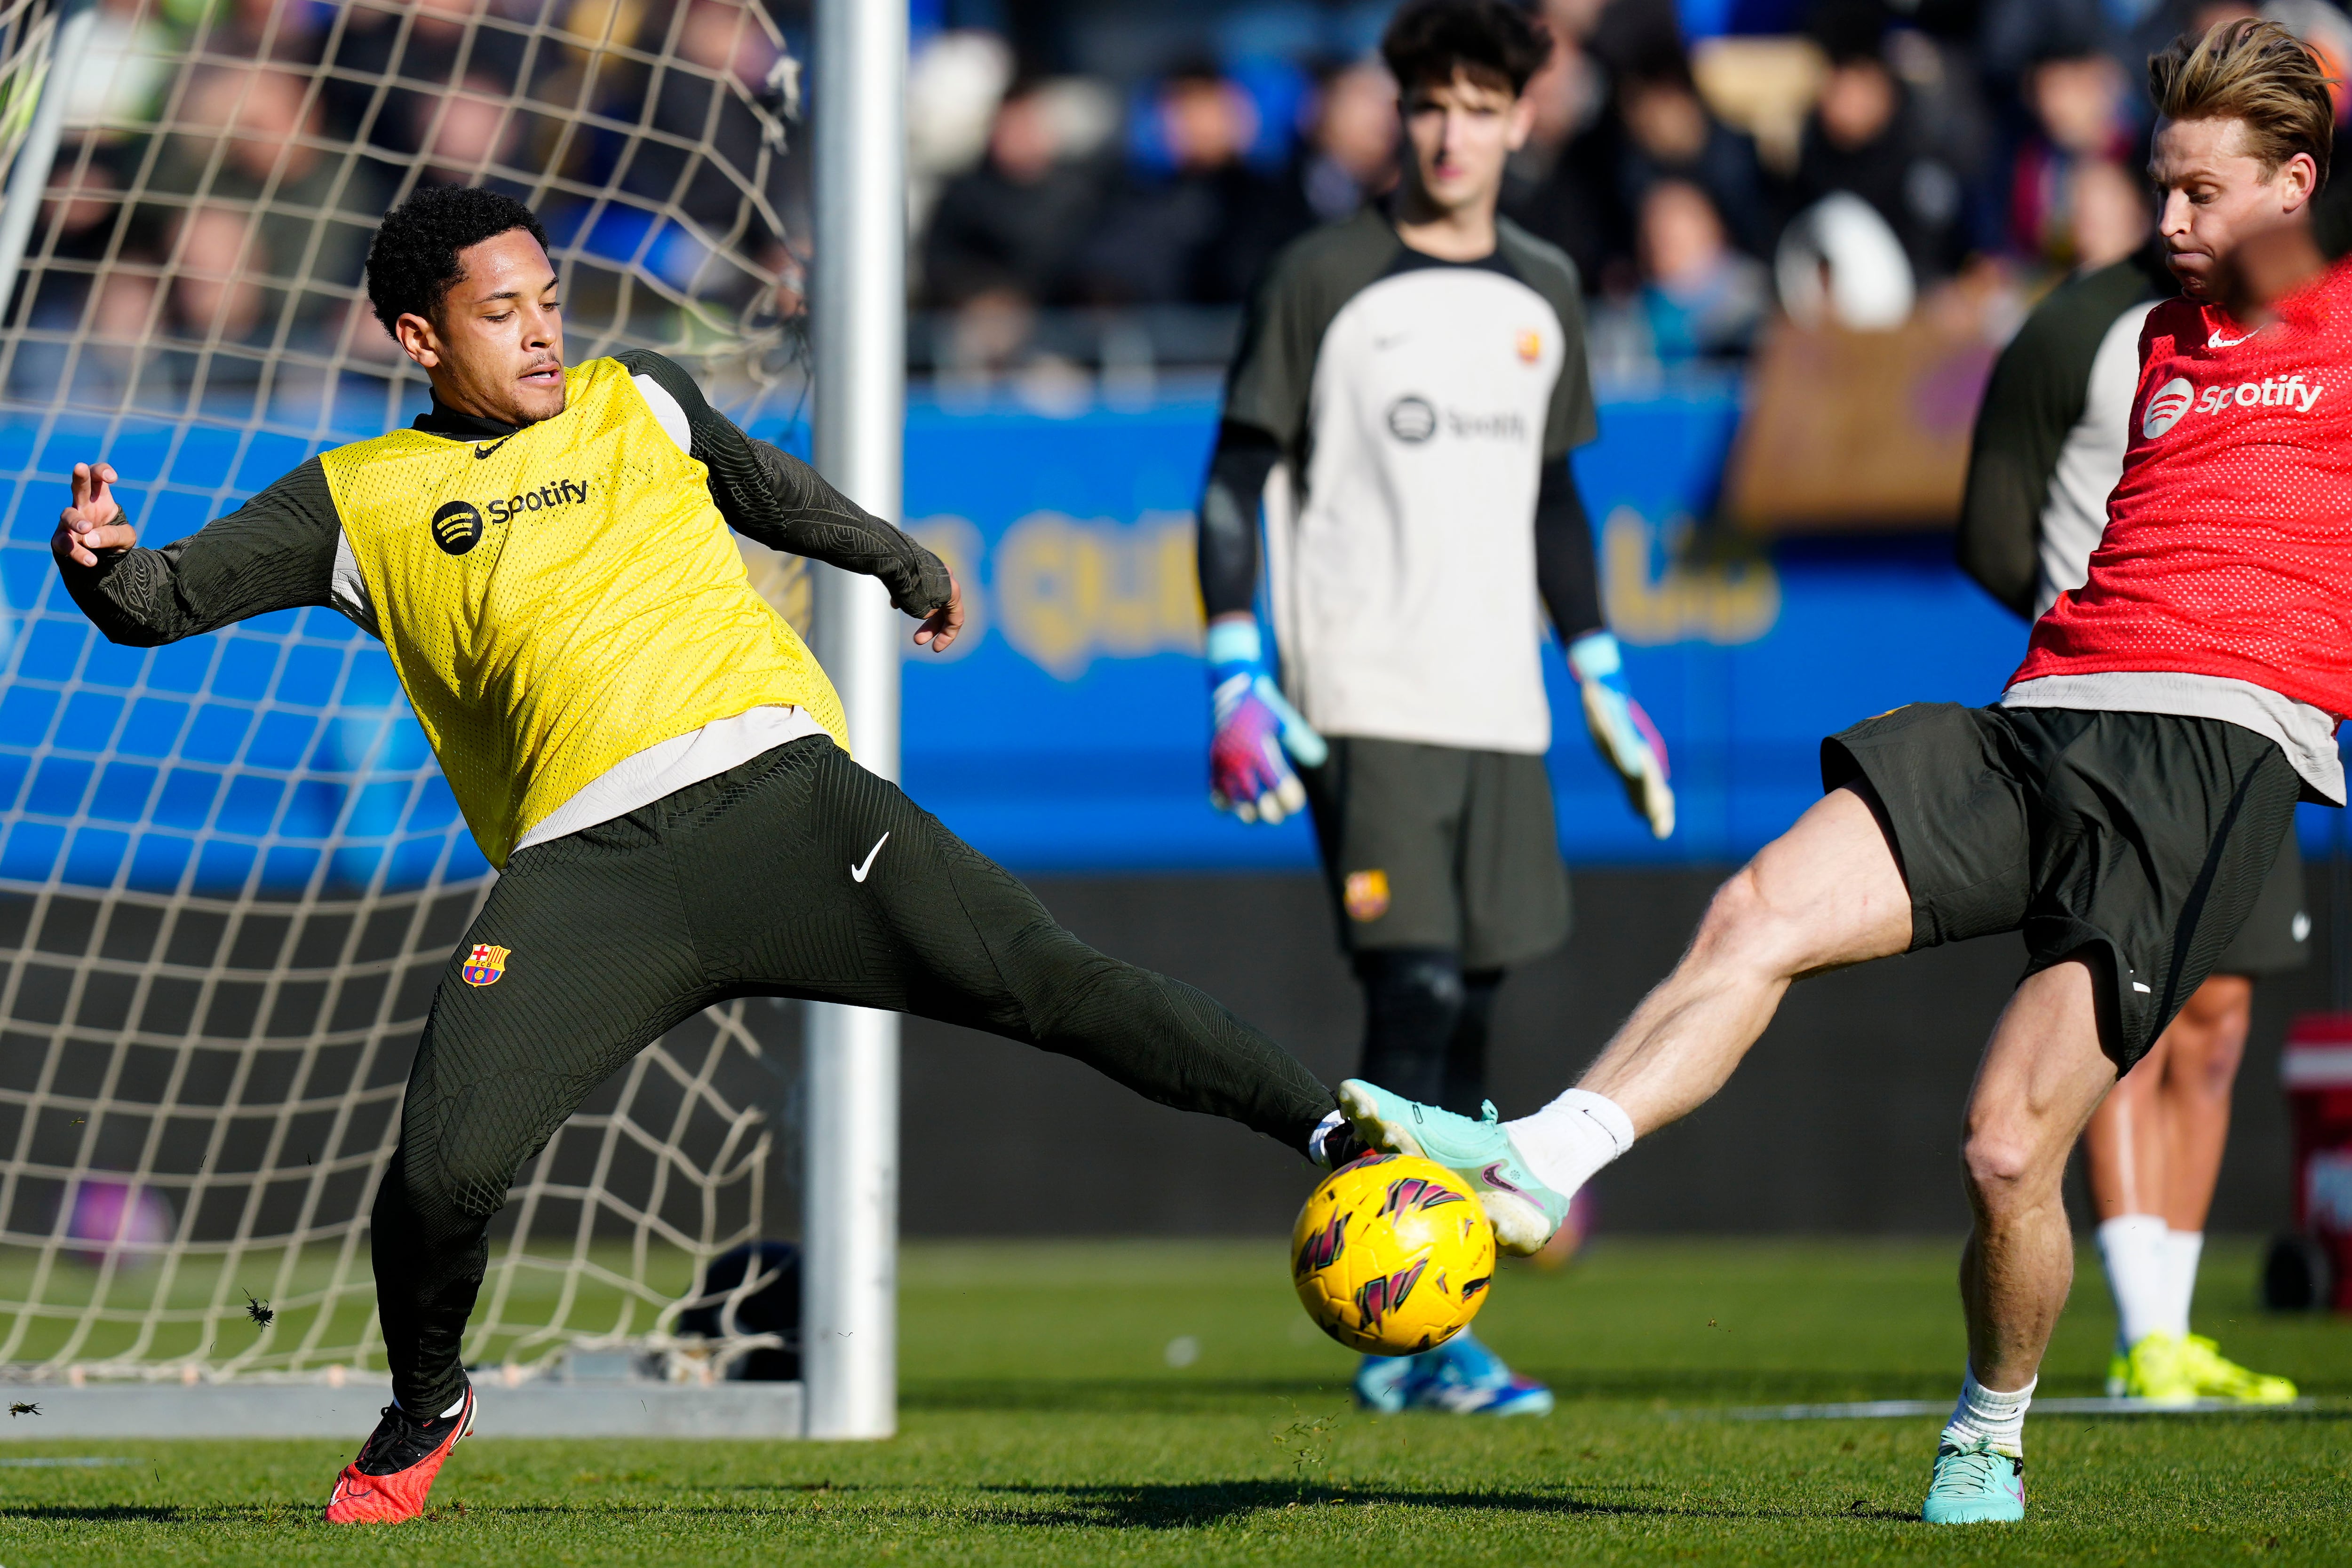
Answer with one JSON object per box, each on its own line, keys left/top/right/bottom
{"left": 2140, "top": 372, "right": 2326, "bottom": 441}
{"left": 2141, "top": 378, "right": 2194, "bottom": 439}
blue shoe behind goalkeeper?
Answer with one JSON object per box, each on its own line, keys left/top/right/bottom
{"left": 1354, "top": 1331, "right": 1555, "bottom": 1417}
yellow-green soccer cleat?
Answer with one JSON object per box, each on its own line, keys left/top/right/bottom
{"left": 2115, "top": 1332, "right": 2199, "bottom": 1405}
{"left": 2176, "top": 1335, "right": 2297, "bottom": 1404}
{"left": 1921, "top": 1438, "right": 2025, "bottom": 1524}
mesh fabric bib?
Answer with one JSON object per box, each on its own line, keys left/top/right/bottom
{"left": 320, "top": 357, "right": 848, "bottom": 868}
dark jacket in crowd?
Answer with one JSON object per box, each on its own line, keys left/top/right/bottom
{"left": 1790, "top": 82, "right": 1967, "bottom": 285}
{"left": 922, "top": 160, "right": 1109, "bottom": 309}
{"left": 1071, "top": 162, "right": 1314, "bottom": 307}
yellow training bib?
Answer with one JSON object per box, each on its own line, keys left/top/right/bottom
{"left": 319, "top": 357, "right": 847, "bottom": 868}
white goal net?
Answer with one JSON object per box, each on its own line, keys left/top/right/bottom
{"left": 0, "top": 0, "right": 808, "bottom": 1384}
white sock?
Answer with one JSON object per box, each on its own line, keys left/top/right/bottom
{"left": 2164, "top": 1229, "right": 2204, "bottom": 1337}
{"left": 1941, "top": 1367, "right": 2035, "bottom": 1457}
{"left": 2097, "top": 1214, "right": 2172, "bottom": 1346}
{"left": 1504, "top": 1088, "right": 1635, "bottom": 1196}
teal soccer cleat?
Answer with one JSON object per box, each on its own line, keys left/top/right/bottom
{"left": 1921, "top": 1439, "right": 2025, "bottom": 1524}
{"left": 1335, "top": 1079, "right": 1571, "bottom": 1255}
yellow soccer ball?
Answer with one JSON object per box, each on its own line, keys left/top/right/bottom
{"left": 1291, "top": 1153, "right": 1495, "bottom": 1355}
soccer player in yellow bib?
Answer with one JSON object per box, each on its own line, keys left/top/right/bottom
{"left": 50, "top": 187, "right": 1344, "bottom": 1525}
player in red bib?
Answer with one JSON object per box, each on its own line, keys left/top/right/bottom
{"left": 2018, "top": 253, "right": 2352, "bottom": 713}
{"left": 1331, "top": 19, "right": 2333, "bottom": 1523}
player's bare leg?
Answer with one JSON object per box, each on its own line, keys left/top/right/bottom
{"left": 1907, "top": 956, "right": 2122, "bottom": 1522}
{"left": 1958, "top": 958, "right": 2119, "bottom": 1391}
{"left": 2081, "top": 974, "right": 2292, "bottom": 1401}
{"left": 1338, "top": 785, "right": 1910, "bottom": 1250}
{"left": 1573, "top": 785, "right": 1913, "bottom": 1132}
{"left": 2084, "top": 976, "right": 2247, "bottom": 1230}
{"left": 2156, "top": 980, "right": 2249, "bottom": 1222}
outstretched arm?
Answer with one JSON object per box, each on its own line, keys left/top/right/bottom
{"left": 616, "top": 348, "right": 961, "bottom": 651}
{"left": 52, "top": 458, "right": 344, "bottom": 646}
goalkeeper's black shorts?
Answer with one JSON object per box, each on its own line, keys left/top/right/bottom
{"left": 371, "top": 734, "right": 1335, "bottom": 1413}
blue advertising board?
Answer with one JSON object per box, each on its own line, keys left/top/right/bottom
{"left": 775, "top": 381, "right": 2033, "bottom": 872}
{"left": 0, "top": 380, "right": 2334, "bottom": 895}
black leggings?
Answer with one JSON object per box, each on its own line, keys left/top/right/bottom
{"left": 373, "top": 736, "right": 1335, "bottom": 1412}
{"left": 1355, "top": 948, "right": 1504, "bottom": 1117}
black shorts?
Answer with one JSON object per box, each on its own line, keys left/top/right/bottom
{"left": 1299, "top": 736, "right": 1570, "bottom": 972}
{"left": 1820, "top": 704, "right": 2302, "bottom": 1068}
{"left": 2215, "top": 826, "right": 2311, "bottom": 978}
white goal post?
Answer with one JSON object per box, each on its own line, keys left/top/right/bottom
{"left": 803, "top": 0, "right": 903, "bottom": 1443}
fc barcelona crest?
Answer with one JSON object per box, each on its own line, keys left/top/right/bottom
{"left": 462, "top": 943, "right": 510, "bottom": 987}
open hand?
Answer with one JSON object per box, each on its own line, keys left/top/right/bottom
{"left": 53, "top": 462, "right": 135, "bottom": 568}
{"left": 913, "top": 574, "right": 963, "bottom": 653}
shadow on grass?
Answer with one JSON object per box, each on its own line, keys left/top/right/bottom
{"left": 972, "top": 1480, "right": 1838, "bottom": 1528}
{"left": 0, "top": 1506, "right": 187, "bottom": 1523}
{"left": 0, "top": 1487, "right": 1919, "bottom": 1532}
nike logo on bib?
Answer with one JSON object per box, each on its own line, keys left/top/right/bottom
{"left": 474, "top": 436, "right": 515, "bottom": 459}
{"left": 851, "top": 833, "right": 890, "bottom": 882}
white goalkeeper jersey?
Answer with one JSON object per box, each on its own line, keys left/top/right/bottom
{"left": 1221, "top": 206, "right": 1597, "bottom": 755}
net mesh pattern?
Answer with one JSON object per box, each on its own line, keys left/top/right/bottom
{"left": 0, "top": 0, "right": 807, "bottom": 1382}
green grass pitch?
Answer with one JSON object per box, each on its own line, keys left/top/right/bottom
{"left": 0, "top": 1236, "right": 2345, "bottom": 1565}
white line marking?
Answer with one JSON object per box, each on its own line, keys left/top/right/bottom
{"left": 1676, "top": 1396, "right": 2327, "bottom": 1422}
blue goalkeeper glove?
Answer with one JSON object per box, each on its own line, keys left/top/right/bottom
{"left": 1207, "top": 619, "right": 1327, "bottom": 824}
{"left": 1569, "top": 631, "right": 1674, "bottom": 839}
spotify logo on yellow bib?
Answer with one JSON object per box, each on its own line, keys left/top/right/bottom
{"left": 432, "top": 500, "right": 485, "bottom": 555}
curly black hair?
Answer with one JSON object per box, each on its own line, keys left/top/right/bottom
{"left": 364, "top": 186, "right": 550, "bottom": 335}
{"left": 1380, "top": 0, "right": 1551, "bottom": 97}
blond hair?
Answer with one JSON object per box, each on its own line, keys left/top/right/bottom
{"left": 2149, "top": 18, "right": 2336, "bottom": 189}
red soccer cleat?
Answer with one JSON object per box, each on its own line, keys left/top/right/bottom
{"left": 323, "top": 1385, "right": 476, "bottom": 1523}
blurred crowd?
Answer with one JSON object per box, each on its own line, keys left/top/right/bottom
{"left": 908, "top": 0, "right": 2352, "bottom": 387}
{"left": 15, "top": 0, "right": 794, "bottom": 408}
{"left": 14, "top": 0, "right": 2352, "bottom": 408}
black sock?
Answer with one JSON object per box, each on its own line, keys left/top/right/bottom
{"left": 1443, "top": 969, "right": 1504, "bottom": 1116}
{"left": 1355, "top": 948, "right": 1464, "bottom": 1106}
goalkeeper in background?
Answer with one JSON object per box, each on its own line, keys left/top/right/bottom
{"left": 1197, "top": 0, "right": 1673, "bottom": 1418}
{"left": 51, "top": 186, "right": 1348, "bottom": 1525}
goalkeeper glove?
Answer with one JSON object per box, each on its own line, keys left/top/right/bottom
{"left": 1207, "top": 619, "right": 1327, "bottom": 825}
{"left": 1569, "top": 631, "right": 1674, "bottom": 839}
